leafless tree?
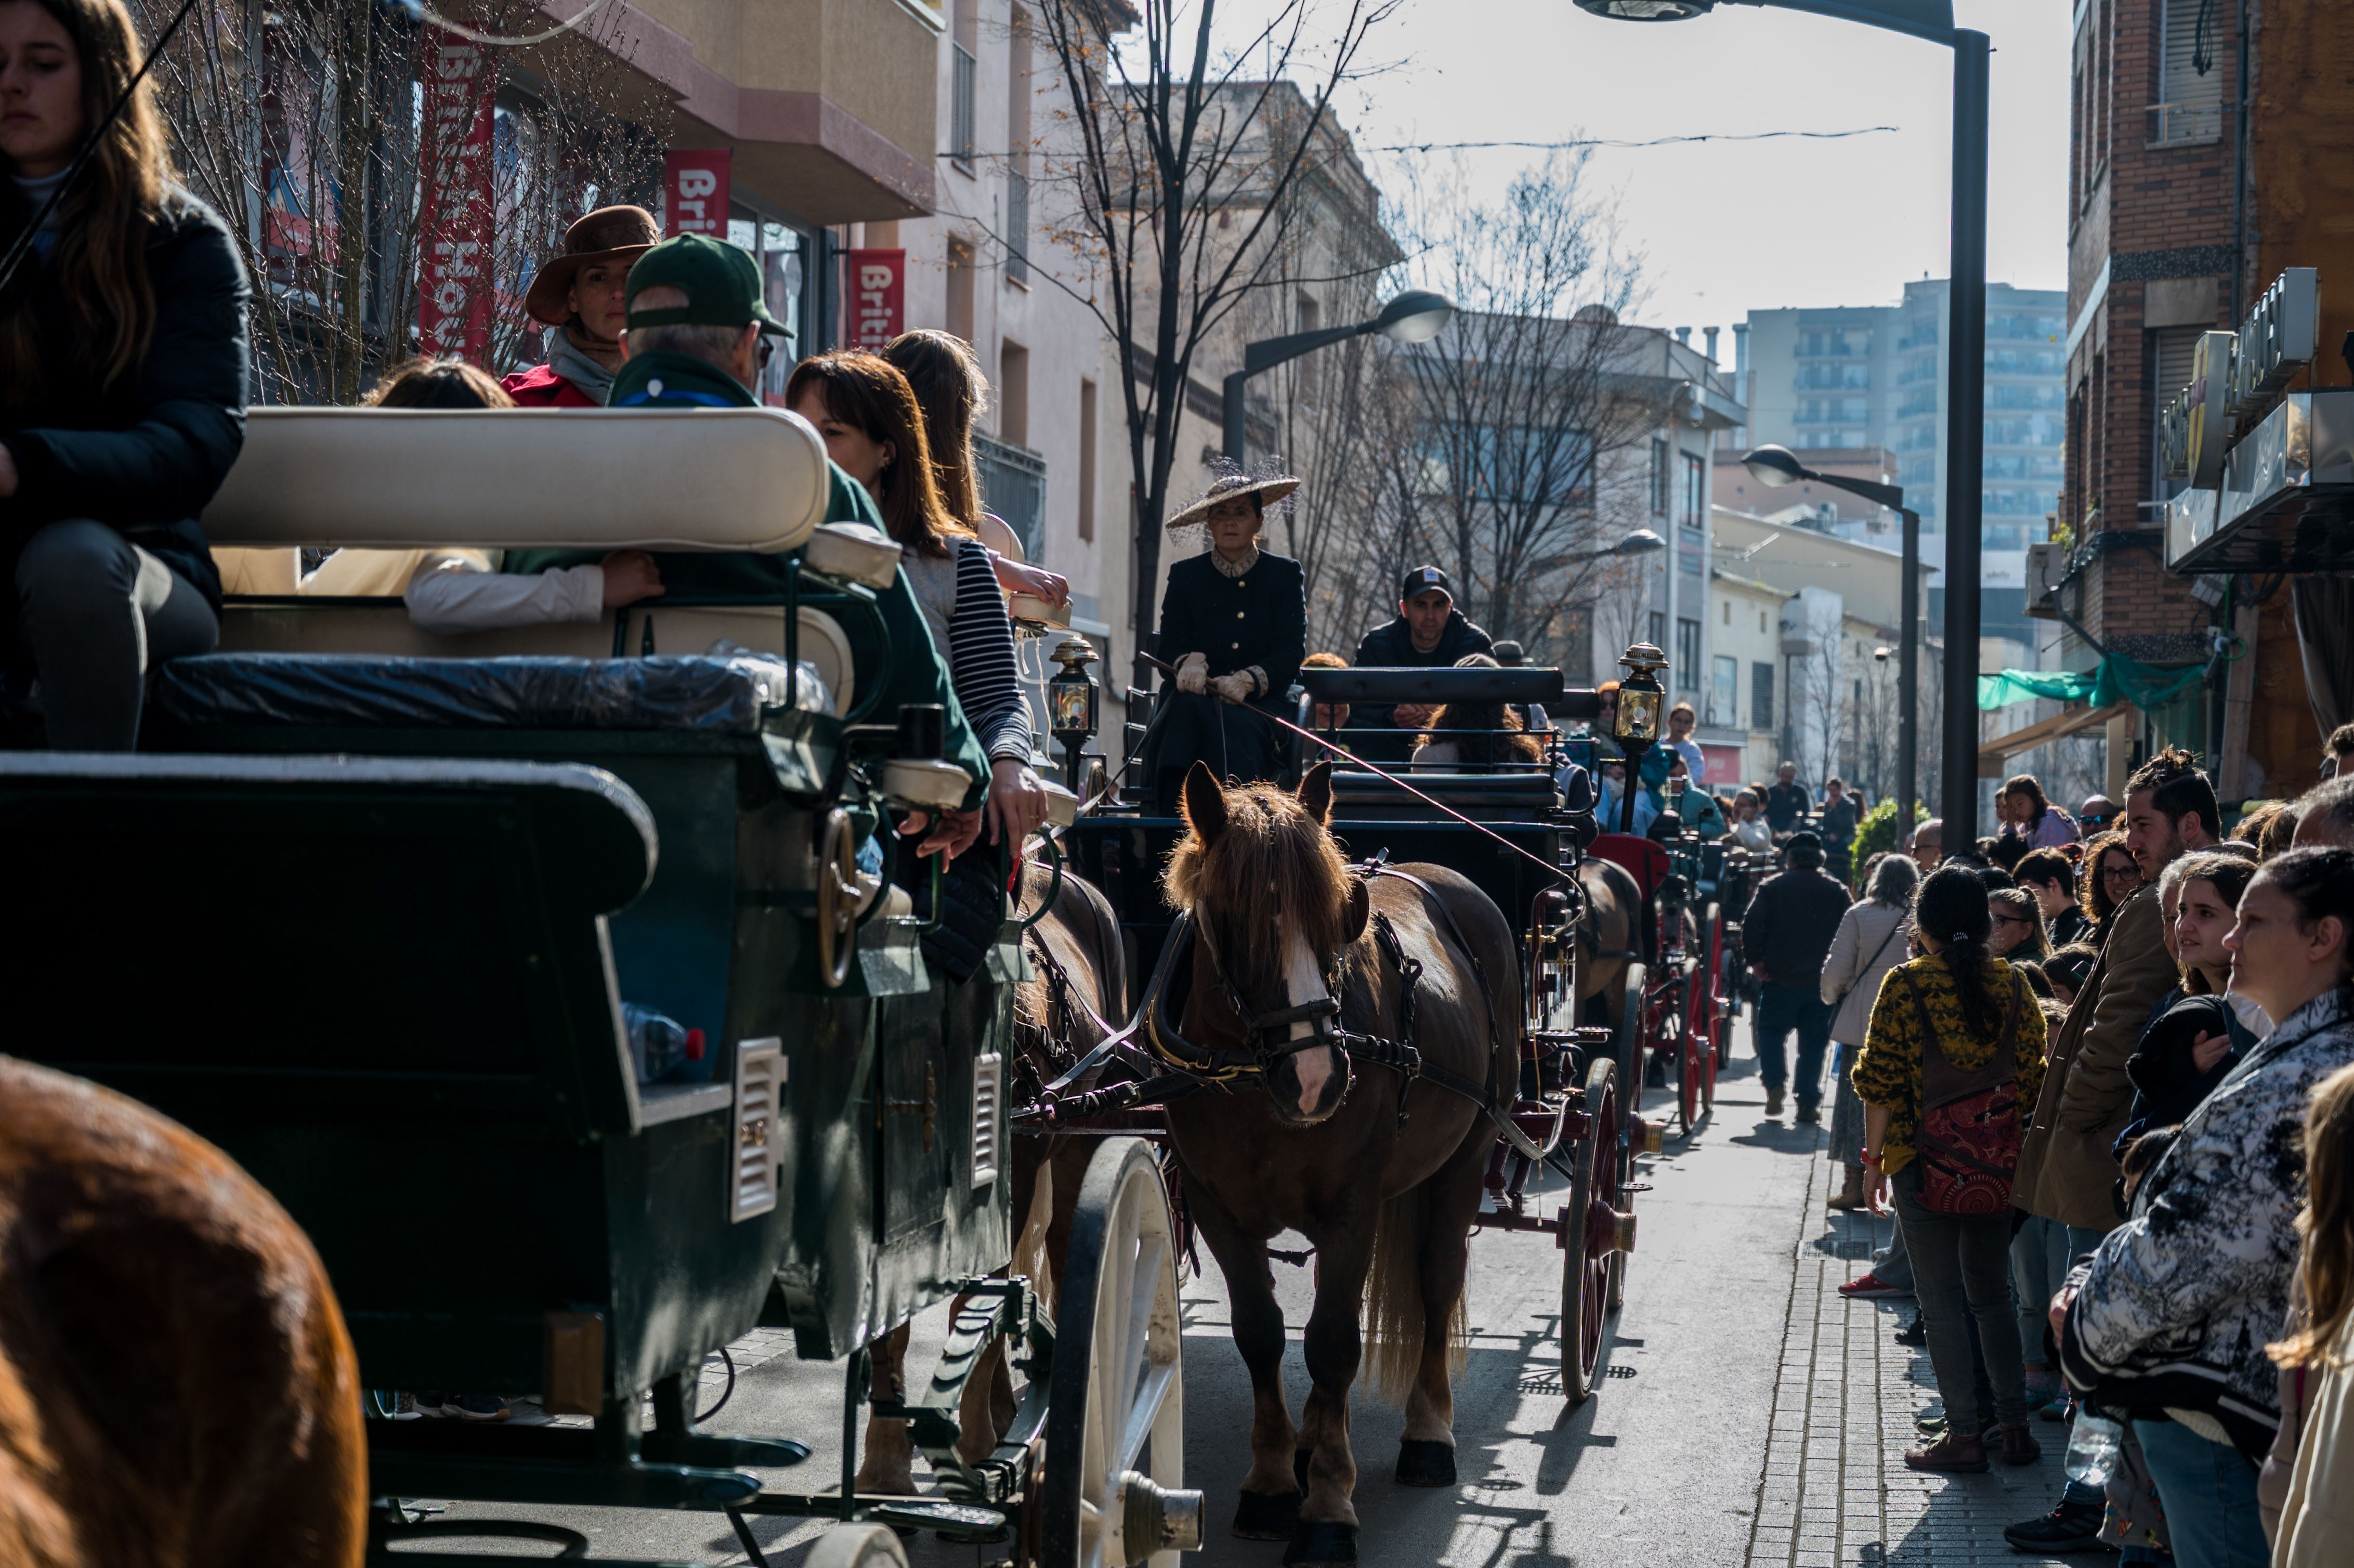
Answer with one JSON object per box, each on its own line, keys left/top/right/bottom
{"left": 1029, "top": 0, "right": 1398, "bottom": 678}
{"left": 1381, "top": 148, "right": 1652, "bottom": 660}
{"left": 138, "top": 0, "right": 665, "bottom": 406}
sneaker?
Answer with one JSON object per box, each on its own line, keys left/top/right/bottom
{"left": 436, "top": 1393, "right": 510, "bottom": 1422}
{"left": 1903, "top": 1432, "right": 1989, "bottom": 1473}
{"left": 2036, "top": 1390, "right": 2071, "bottom": 1421}
{"left": 2003, "top": 1499, "right": 2111, "bottom": 1553}
{"left": 1998, "top": 1423, "right": 2043, "bottom": 1466}
{"left": 1893, "top": 1316, "right": 1928, "bottom": 1347}
{"left": 1795, "top": 1103, "right": 1822, "bottom": 1125}
{"left": 1765, "top": 1087, "right": 1786, "bottom": 1117}
{"left": 1838, "top": 1271, "right": 1910, "bottom": 1299}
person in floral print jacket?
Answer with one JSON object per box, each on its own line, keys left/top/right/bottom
{"left": 2053, "top": 847, "right": 2354, "bottom": 1568}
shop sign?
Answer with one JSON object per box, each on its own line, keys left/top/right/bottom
{"left": 663, "top": 151, "right": 730, "bottom": 238}
{"left": 2228, "top": 267, "right": 2320, "bottom": 419}
{"left": 2183, "top": 331, "right": 2237, "bottom": 490}
{"left": 846, "top": 249, "right": 905, "bottom": 351}
{"left": 415, "top": 36, "right": 495, "bottom": 360}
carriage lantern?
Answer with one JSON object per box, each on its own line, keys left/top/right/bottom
{"left": 1612, "top": 643, "right": 1668, "bottom": 834}
{"left": 1047, "top": 634, "right": 1101, "bottom": 791}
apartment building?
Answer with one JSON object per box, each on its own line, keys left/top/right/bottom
{"left": 1707, "top": 569, "right": 1793, "bottom": 785}
{"left": 2042, "top": 0, "right": 2354, "bottom": 798}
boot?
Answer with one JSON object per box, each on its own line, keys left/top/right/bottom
{"left": 1903, "top": 1430, "right": 1989, "bottom": 1473}
{"left": 1826, "top": 1166, "right": 1867, "bottom": 1211}
{"left": 1998, "top": 1423, "right": 2043, "bottom": 1466}
{"left": 1765, "top": 1087, "right": 1785, "bottom": 1118}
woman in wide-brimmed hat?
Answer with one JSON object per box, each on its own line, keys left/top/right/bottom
{"left": 1143, "top": 468, "right": 1307, "bottom": 815}
{"left": 501, "top": 204, "right": 658, "bottom": 407}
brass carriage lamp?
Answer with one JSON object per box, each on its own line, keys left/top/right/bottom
{"left": 1612, "top": 643, "right": 1668, "bottom": 834}
{"left": 1046, "top": 635, "right": 1101, "bottom": 792}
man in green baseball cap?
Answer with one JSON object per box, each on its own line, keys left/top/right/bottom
{"left": 607, "top": 232, "right": 789, "bottom": 409}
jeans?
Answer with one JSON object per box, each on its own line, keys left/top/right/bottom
{"left": 1893, "top": 1164, "right": 2027, "bottom": 1430}
{"left": 2011, "top": 1215, "right": 2069, "bottom": 1367}
{"left": 2133, "top": 1419, "right": 2267, "bottom": 1568}
{"left": 1756, "top": 981, "right": 1833, "bottom": 1107}
{"left": 15, "top": 518, "right": 217, "bottom": 750}
{"left": 1874, "top": 1215, "right": 1915, "bottom": 1292}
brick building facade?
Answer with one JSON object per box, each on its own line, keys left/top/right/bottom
{"left": 2048, "top": 0, "right": 2354, "bottom": 801}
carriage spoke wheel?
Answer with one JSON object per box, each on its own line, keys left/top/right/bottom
{"left": 1042, "top": 1138, "right": 1202, "bottom": 1568}
{"left": 1701, "top": 905, "right": 1732, "bottom": 1075}
{"left": 1560, "top": 1055, "right": 1624, "bottom": 1403}
{"left": 1610, "top": 966, "right": 1644, "bottom": 1312}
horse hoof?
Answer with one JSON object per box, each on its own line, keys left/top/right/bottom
{"left": 1395, "top": 1438, "right": 1457, "bottom": 1487}
{"left": 1282, "top": 1520, "right": 1358, "bottom": 1565}
{"left": 1294, "top": 1447, "right": 1312, "bottom": 1493}
{"left": 1232, "top": 1489, "right": 1301, "bottom": 1540}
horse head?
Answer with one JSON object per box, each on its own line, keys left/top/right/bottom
{"left": 1163, "top": 760, "right": 1370, "bottom": 1125}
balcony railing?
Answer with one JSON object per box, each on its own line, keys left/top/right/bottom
{"left": 975, "top": 432, "right": 1047, "bottom": 558}
{"left": 2148, "top": 99, "right": 2224, "bottom": 146}
{"left": 950, "top": 44, "right": 977, "bottom": 166}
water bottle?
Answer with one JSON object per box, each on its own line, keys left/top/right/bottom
{"left": 623, "top": 1003, "right": 704, "bottom": 1084}
{"left": 2064, "top": 1411, "right": 2124, "bottom": 1487}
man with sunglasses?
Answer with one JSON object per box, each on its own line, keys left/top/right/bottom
{"left": 2077, "top": 793, "right": 2118, "bottom": 835}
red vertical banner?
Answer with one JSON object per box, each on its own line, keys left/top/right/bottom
{"left": 846, "top": 250, "right": 904, "bottom": 352}
{"left": 664, "top": 150, "right": 731, "bottom": 238}
{"left": 415, "top": 36, "right": 495, "bottom": 361}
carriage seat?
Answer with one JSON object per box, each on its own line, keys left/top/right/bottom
{"left": 151, "top": 651, "right": 828, "bottom": 735}
{"left": 1587, "top": 832, "right": 1671, "bottom": 897}
{"left": 1329, "top": 768, "right": 1561, "bottom": 815}
{"left": 1297, "top": 664, "right": 1604, "bottom": 722}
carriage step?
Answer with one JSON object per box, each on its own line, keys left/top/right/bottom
{"left": 1527, "top": 1027, "right": 1614, "bottom": 1046}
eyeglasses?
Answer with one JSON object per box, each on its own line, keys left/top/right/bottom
{"left": 2102, "top": 863, "right": 2140, "bottom": 883}
{"left": 1991, "top": 911, "right": 2031, "bottom": 927}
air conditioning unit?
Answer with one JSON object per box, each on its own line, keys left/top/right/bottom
{"left": 2027, "top": 541, "right": 2067, "bottom": 599}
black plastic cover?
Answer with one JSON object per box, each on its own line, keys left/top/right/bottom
{"left": 153, "top": 652, "right": 819, "bottom": 733}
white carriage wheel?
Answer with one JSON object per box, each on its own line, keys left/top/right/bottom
{"left": 805, "top": 1521, "right": 910, "bottom": 1568}
{"left": 1042, "top": 1137, "right": 1202, "bottom": 1568}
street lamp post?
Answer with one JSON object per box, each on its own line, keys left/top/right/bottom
{"left": 1573, "top": 0, "right": 1988, "bottom": 842}
{"left": 1223, "top": 289, "right": 1455, "bottom": 464}
{"left": 1743, "top": 445, "right": 1921, "bottom": 828}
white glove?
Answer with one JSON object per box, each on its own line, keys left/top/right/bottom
{"left": 1175, "top": 652, "right": 1209, "bottom": 695}
{"left": 1210, "top": 671, "right": 1254, "bottom": 705}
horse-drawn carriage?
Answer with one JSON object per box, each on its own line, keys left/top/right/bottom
{"left": 2, "top": 407, "right": 1198, "bottom": 1567}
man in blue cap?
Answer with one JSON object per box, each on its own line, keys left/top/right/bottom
{"left": 1346, "top": 564, "right": 1494, "bottom": 762}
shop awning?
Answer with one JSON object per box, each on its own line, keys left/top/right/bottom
{"left": 1978, "top": 703, "right": 2125, "bottom": 778}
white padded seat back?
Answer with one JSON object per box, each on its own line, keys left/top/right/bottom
{"left": 203, "top": 407, "right": 831, "bottom": 554}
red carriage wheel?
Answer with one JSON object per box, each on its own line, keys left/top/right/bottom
{"left": 1560, "top": 1055, "right": 1625, "bottom": 1403}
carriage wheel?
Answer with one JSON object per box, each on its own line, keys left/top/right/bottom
{"left": 1041, "top": 1138, "right": 1202, "bottom": 1568}
{"left": 807, "top": 1522, "right": 911, "bottom": 1568}
{"left": 1609, "top": 966, "right": 1644, "bottom": 1312}
{"left": 1560, "top": 1055, "right": 1622, "bottom": 1403}
{"left": 1698, "top": 904, "right": 1731, "bottom": 1075}
{"left": 1673, "top": 978, "right": 1705, "bottom": 1136}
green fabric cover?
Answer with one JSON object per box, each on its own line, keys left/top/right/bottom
{"left": 1977, "top": 655, "right": 2207, "bottom": 714}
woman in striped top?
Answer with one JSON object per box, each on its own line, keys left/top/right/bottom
{"left": 785, "top": 352, "right": 1049, "bottom": 852}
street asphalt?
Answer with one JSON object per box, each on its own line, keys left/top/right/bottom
{"left": 415, "top": 1019, "right": 1840, "bottom": 1565}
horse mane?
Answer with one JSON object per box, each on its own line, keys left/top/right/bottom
{"left": 1162, "top": 780, "right": 1354, "bottom": 995}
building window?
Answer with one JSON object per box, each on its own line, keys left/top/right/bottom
{"left": 1004, "top": 5, "right": 1031, "bottom": 283}
{"left": 2153, "top": 0, "right": 2225, "bottom": 145}
{"left": 1752, "top": 662, "right": 1775, "bottom": 731}
{"left": 1720, "top": 600, "right": 1730, "bottom": 625}
{"left": 1077, "top": 377, "right": 1097, "bottom": 542}
{"left": 1650, "top": 437, "right": 1670, "bottom": 516}
{"left": 950, "top": 43, "right": 977, "bottom": 167}
{"left": 946, "top": 238, "right": 975, "bottom": 342}
{"left": 1683, "top": 452, "right": 1707, "bottom": 525}
{"left": 1676, "top": 618, "right": 1701, "bottom": 691}
{"left": 999, "top": 338, "right": 1030, "bottom": 447}
{"left": 1649, "top": 610, "right": 1666, "bottom": 649}
{"left": 1711, "top": 655, "right": 1738, "bottom": 728}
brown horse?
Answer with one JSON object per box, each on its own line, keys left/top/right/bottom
{"left": 0, "top": 1058, "right": 366, "bottom": 1568}
{"left": 1159, "top": 760, "right": 1514, "bottom": 1567}
{"left": 854, "top": 851, "right": 1128, "bottom": 1492}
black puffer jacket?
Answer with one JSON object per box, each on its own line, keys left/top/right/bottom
{"left": 1, "top": 185, "right": 251, "bottom": 618}
{"left": 1346, "top": 607, "right": 1493, "bottom": 738}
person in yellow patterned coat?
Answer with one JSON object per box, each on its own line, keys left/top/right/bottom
{"left": 1854, "top": 866, "right": 2049, "bottom": 1474}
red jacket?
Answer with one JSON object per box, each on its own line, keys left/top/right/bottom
{"left": 501, "top": 363, "right": 601, "bottom": 408}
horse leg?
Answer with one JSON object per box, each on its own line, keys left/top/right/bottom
{"left": 1188, "top": 1191, "right": 1298, "bottom": 1539}
{"left": 1292, "top": 1220, "right": 1376, "bottom": 1564}
{"left": 1398, "top": 1130, "right": 1489, "bottom": 1488}
{"left": 852, "top": 1322, "right": 916, "bottom": 1495}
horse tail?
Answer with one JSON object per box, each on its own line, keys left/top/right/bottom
{"left": 1361, "top": 1178, "right": 1466, "bottom": 1407}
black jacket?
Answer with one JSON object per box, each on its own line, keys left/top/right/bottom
{"left": 1741, "top": 865, "right": 1854, "bottom": 987}
{"left": 1156, "top": 549, "right": 1305, "bottom": 701}
{"left": 1347, "top": 607, "right": 1493, "bottom": 733}
{"left": 1, "top": 186, "right": 251, "bottom": 613}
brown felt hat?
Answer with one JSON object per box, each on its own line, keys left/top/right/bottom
{"left": 522, "top": 205, "right": 660, "bottom": 327}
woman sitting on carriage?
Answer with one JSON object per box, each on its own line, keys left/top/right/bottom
{"left": 1411, "top": 651, "right": 1545, "bottom": 771}
{"left": 1144, "top": 467, "right": 1306, "bottom": 815}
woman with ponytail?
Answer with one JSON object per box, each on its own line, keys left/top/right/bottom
{"left": 2052, "top": 848, "right": 2354, "bottom": 1568}
{"left": 0, "top": 0, "right": 246, "bottom": 749}
{"left": 1853, "top": 866, "right": 2049, "bottom": 1472}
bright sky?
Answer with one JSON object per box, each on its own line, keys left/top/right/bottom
{"left": 1326, "top": 0, "right": 2070, "bottom": 342}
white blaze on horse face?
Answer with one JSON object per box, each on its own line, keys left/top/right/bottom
{"left": 1282, "top": 918, "right": 1330, "bottom": 1114}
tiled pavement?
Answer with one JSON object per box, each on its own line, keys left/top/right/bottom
{"left": 1745, "top": 1145, "right": 2104, "bottom": 1568}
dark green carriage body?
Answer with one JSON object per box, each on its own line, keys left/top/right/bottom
{"left": 0, "top": 659, "right": 1011, "bottom": 1476}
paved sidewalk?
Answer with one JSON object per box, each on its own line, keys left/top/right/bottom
{"left": 1745, "top": 1145, "right": 2105, "bottom": 1567}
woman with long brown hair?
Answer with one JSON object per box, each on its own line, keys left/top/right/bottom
{"left": 1412, "top": 651, "right": 1543, "bottom": 770}
{"left": 2082, "top": 830, "right": 2142, "bottom": 932}
{"left": 1, "top": 0, "right": 247, "bottom": 749}
{"left": 2266, "top": 1062, "right": 2354, "bottom": 1563}
{"left": 784, "top": 350, "right": 1048, "bottom": 853}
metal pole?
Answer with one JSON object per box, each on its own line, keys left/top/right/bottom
{"left": 1898, "top": 506, "right": 1921, "bottom": 829}
{"left": 1221, "top": 370, "right": 1249, "bottom": 466}
{"left": 1940, "top": 29, "right": 1989, "bottom": 846}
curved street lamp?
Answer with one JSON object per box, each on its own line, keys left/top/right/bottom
{"left": 1574, "top": 0, "right": 1989, "bottom": 844}
{"left": 1222, "top": 290, "right": 1456, "bottom": 463}
{"left": 1743, "top": 444, "right": 1924, "bottom": 829}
